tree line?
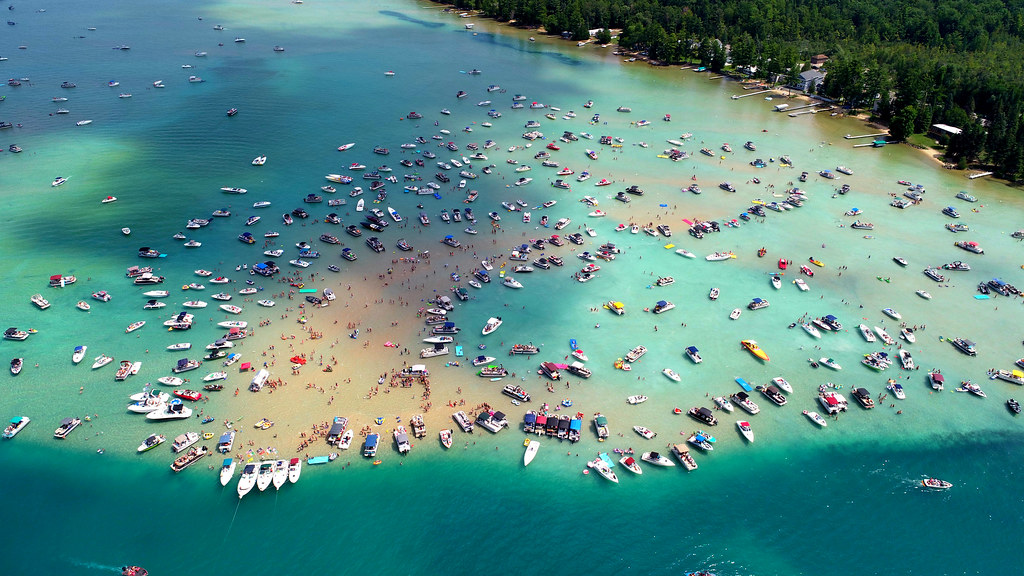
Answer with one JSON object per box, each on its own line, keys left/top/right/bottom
{"left": 433, "top": 0, "right": 1024, "bottom": 180}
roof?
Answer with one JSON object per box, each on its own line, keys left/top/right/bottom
{"left": 932, "top": 123, "right": 962, "bottom": 135}
{"left": 800, "top": 70, "right": 825, "bottom": 81}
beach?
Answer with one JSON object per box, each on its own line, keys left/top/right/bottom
{"left": 2, "top": 1, "right": 1024, "bottom": 574}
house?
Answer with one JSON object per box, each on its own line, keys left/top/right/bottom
{"left": 796, "top": 70, "right": 825, "bottom": 92}
{"left": 928, "top": 123, "right": 962, "bottom": 144}
{"left": 810, "top": 54, "right": 829, "bottom": 67}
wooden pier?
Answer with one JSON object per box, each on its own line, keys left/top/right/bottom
{"left": 844, "top": 133, "right": 888, "bottom": 140}
{"left": 731, "top": 89, "right": 773, "bottom": 99}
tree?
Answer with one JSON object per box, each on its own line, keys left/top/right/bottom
{"left": 889, "top": 105, "right": 917, "bottom": 141}
{"left": 596, "top": 28, "right": 612, "bottom": 45}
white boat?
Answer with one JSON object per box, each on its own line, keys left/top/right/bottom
{"left": 916, "top": 290, "right": 932, "bottom": 299}
{"left": 171, "top": 432, "right": 200, "bottom": 453}
{"left": 137, "top": 434, "right": 166, "bottom": 452}
{"left": 203, "top": 372, "right": 228, "bottom": 382}
{"left": 338, "top": 429, "right": 354, "bottom": 450}
{"left": 874, "top": 326, "right": 896, "bottom": 345}
{"left": 662, "top": 368, "right": 681, "bottom": 382}
{"left": 632, "top": 426, "right": 656, "bottom": 439}
{"left": 258, "top": 299, "right": 275, "bottom": 307}
{"left": 482, "top": 317, "right": 503, "bottom": 335}
{"left": 503, "top": 277, "right": 523, "bottom": 289}
{"left": 675, "top": 249, "right": 696, "bottom": 258}
{"left": 256, "top": 461, "right": 275, "bottom": 491}
{"left": 640, "top": 451, "right": 675, "bottom": 467}
{"left": 587, "top": 456, "right": 618, "bottom": 483}
{"left": 737, "top": 420, "right": 754, "bottom": 442}
{"left": 626, "top": 395, "right": 648, "bottom": 405}
{"left": 713, "top": 396, "right": 734, "bottom": 412}
{"left": 730, "top": 308, "right": 742, "bottom": 320}
{"left": 803, "top": 410, "right": 828, "bottom": 427}
{"left": 819, "top": 357, "right": 842, "bottom": 370}
{"left": 523, "top": 439, "right": 539, "bottom": 466}
{"left": 771, "top": 275, "right": 782, "bottom": 290}
{"left": 146, "top": 400, "right": 192, "bottom": 420}
{"left": 182, "top": 300, "right": 207, "bottom": 309}
{"left": 619, "top": 456, "right": 643, "bottom": 475}
{"left": 218, "top": 321, "right": 247, "bottom": 329}
{"left": 900, "top": 327, "right": 916, "bottom": 343}
{"left": 882, "top": 307, "right": 902, "bottom": 320}
{"left": 219, "top": 304, "right": 243, "bottom": 314}
{"left": 771, "top": 377, "right": 793, "bottom": 393}
{"left": 166, "top": 343, "right": 191, "bottom": 351}
{"left": 272, "top": 460, "right": 288, "bottom": 490}
{"left": 858, "top": 324, "right": 876, "bottom": 342}
{"left": 144, "top": 290, "right": 169, "bottom": 298}
{"left": 802, "top": 323, "right": 821, "bottom": 339}
{"left": 72, "top": 345, "right": 87, "bottom": 364}
{"left": 220, "top": 458, "right": 237, "bottom": 486}
{"left": 3, "top": 416, "right": 30, "bottom": 439}
{"left": 92, "top": 355, "right": 114, "bottom": 369}
{"left": 237, "top": 463, "right": 258, "bottom": 498}
{"left": 126, "top": 396, "right": 166, "bottom": 413}
{"left": 794, "top": 278, "right": 809, "bottom": 291}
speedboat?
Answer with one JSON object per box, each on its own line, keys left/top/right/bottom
{"left": 803, "top": 410, "right": 828, "bottom": 427}
{"left": 523, "top": 439, "right": 540, "bottom": 466}
{"left": 482, "top": 317, "right": 503, "bottom": 335}
{"left": 3, "top": 416, "right": 30, "bottom": 438}
{"left": 736, "top": 421, "right": 754, "bottom": 442}
{"left": 819, "top": 357, "right": 842, "bottom": 370}
{"left": 641, "top": 451, "right": 675, "bottom": 467}
{"left": 662, "top": 368, "right": 681, "bottom": 382}
{"left": 619, "top": 456, "right": 643, "bottom": 475}
{"left": 922, "top": 478, "right": 953, "bottom": 490}
{"left": 72, "top": 345, "right": 87, "bottom": 364}
{"left": 237, "top": 463, "right": 258, "bottom": 498}
{"left": 587, "top": 456, "right": 618, "bottom": 483}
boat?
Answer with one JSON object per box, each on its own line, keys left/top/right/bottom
{"left": 54, "top": 417, "right": 81, "bottom": 439}
{"left": 619, "top": 456, "right": 643, "bottom": 475}
{"left": 623, "top": 424, "right": 659, "bottom": 442}
{"left": 587, "top": 455, "right": 618, "bottom": 483}
{"left": 740, "top": 340, "right": 769, "bottom": 361}
{"left": 171, "top": 432, "right": 200, "bottom": 453}
{"left": 272, "top": 459, "right": 288, "bottom": 490}
{"left": 439, "top": 429, "right": 453, "bottom": 449}
{"left": 217, "top": 458, "right": 237, "bottom": 487}
{"left": 688, "top": 406, "right": 717, "bottom": 426}
{"left": 125, "top": 321, "right": 145, "bottom": 333}
{"left": 482, "top": 317, "right": 503, "bottom": 336}
{"left": 882, "top": 307, "right": 902, "bottom": 320}
{"left": 671, "top": 444, "right": 698, "bottom": 471}
{"left": 236, "top": 463, "right": 258, "bottom": 498}
{"left": 663, "top": 368, "right": 681, "bottom": 382}
{"left": 627, "top": 395, "right": 648, "bottom": 405}
{"left": 957, "top": 380, "right": 986, "bottom": 398}
{"left": 146, "top": 400, "right": 192, "bottom": 420}
{"left": 255, "top": 461, "right": 276, "bottom": 491}
{"left": 685, "top": 346, "right": 702, "bottom": 364}
{"left": 286, "top": 458, "right": 301, "bottom": 484}
{"left": 523, "top": 439, "right": 540, "bottom": 466}
{"left": 922, "top": 478, "right": 953, "bottom": 490}
{"left": 803, "top": 410, "right": 828, "bottom": 427}
{"left": 819, "top": 357, "right": 842, "bottom": 370}
{"left": 875, "top": 326, "right": 896, "bottom": 345}
{"left": 3, "top": 416, "right": 30, "bottom": 438}
{"left": 635, "top": 451, "right": 675, "bottom": 470}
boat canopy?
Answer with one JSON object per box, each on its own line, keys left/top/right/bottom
{"left": 523, "top": 412, "right": 536, "bottom": 424}
{"left": 176, "top": 358, "right": 190, "bottom": 368}
{"left": 218, "top": 432, "right": 233, "bottom": 443}
{"left": 328, "top": 422, "right": 345, "bottom": 437}
{"left": 535, "top": 414, "right": 547, "bottom": 425}
{"left": 656, "top": 300, "right": 668, "bottom": 307}
{"left": 365, "top": 434, "right": 379, "bottom": 447}
{"left": 595, "top": 415, "right": 608, "bottom": 426}
{"left": 569, "top": 418, "right": 582, "bottom": 431}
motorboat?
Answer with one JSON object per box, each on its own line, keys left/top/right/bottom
{"left": 771, "top": 377, "right": 793, "bottom": 394}
{"left": 256, "top": 461, "right": 276, "bottom": 491}
{"left": 685, "top": 346, "right": 702, "bottom": 364}
{"left": 54, "top": 417, "right": 82, "bottom": 439}
{"left": 3, "top": 416, "right": 31, "bottom": 439}
{"left": 663, "top": 368, "right": 681, "bottom": 382}
{"left": 741, "top": 340, "right": 769, "bottom": 361}
{"left": 237, "top": 463, "right": 258, "bottom": 498}
{"left": 627, "top": 395, "right": 648, "bottom": 405}
{"left": 482, "top": 317, "right": 503, "bottom": 336}
{"left": 641, "top": 451, "right": 675, "bottom": 467}
{"left": 882, "top": 307, "right": 902, "bottom": 320}
{"left": 819, "top": 357, "right": 842, "bottom": 370}
{"left": 587, "top": 455, "right": 618, "bottom": 483}
{"left": 803, "top": 410, "right": 828, "bottom": 427}
{"left": 736, "top": 421, "right": 754, "bottom": 442}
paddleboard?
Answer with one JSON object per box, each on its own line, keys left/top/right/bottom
{"left": 664, "top": 244, "right": 675, "bottom": 249}
{"left": 299, "top": 288, "right": 318, "bottom": 293}
{"left": 736, "top": 377, "right": 753, "bottom": 392}
{"left": 569, "top": 338, "right": 578, "bottom": 351}
{"left": 454, "top": 346, "right": 464, "bottom": 357}
{"left": 974, "top": 294, "right": 990, "bottom": 299}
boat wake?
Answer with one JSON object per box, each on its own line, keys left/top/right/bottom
{"left": 68, "top": 559, "right": 125, "bottom": 573}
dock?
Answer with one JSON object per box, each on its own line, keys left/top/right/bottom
{"left": 968, "top": 171, "right": 992, "bottom": 179}
{"left": 731, "top": 89, "right": 773, "bottom": 99}
{"left": 853, "top": 140, "right": 888, "bottom": 148}
{"left": 844, "top": 133, "right": 888, "bottom": 140}
{"left": 783, "top": 102, "right": 828, "bottom": 116}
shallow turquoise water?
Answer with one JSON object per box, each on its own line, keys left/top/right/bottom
{"left": 2, "top": 1, "right": 1023, "bottom": 574}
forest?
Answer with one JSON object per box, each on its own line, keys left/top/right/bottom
{"left": 432, "top": 0, "right": 1024, "bottom": 181}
